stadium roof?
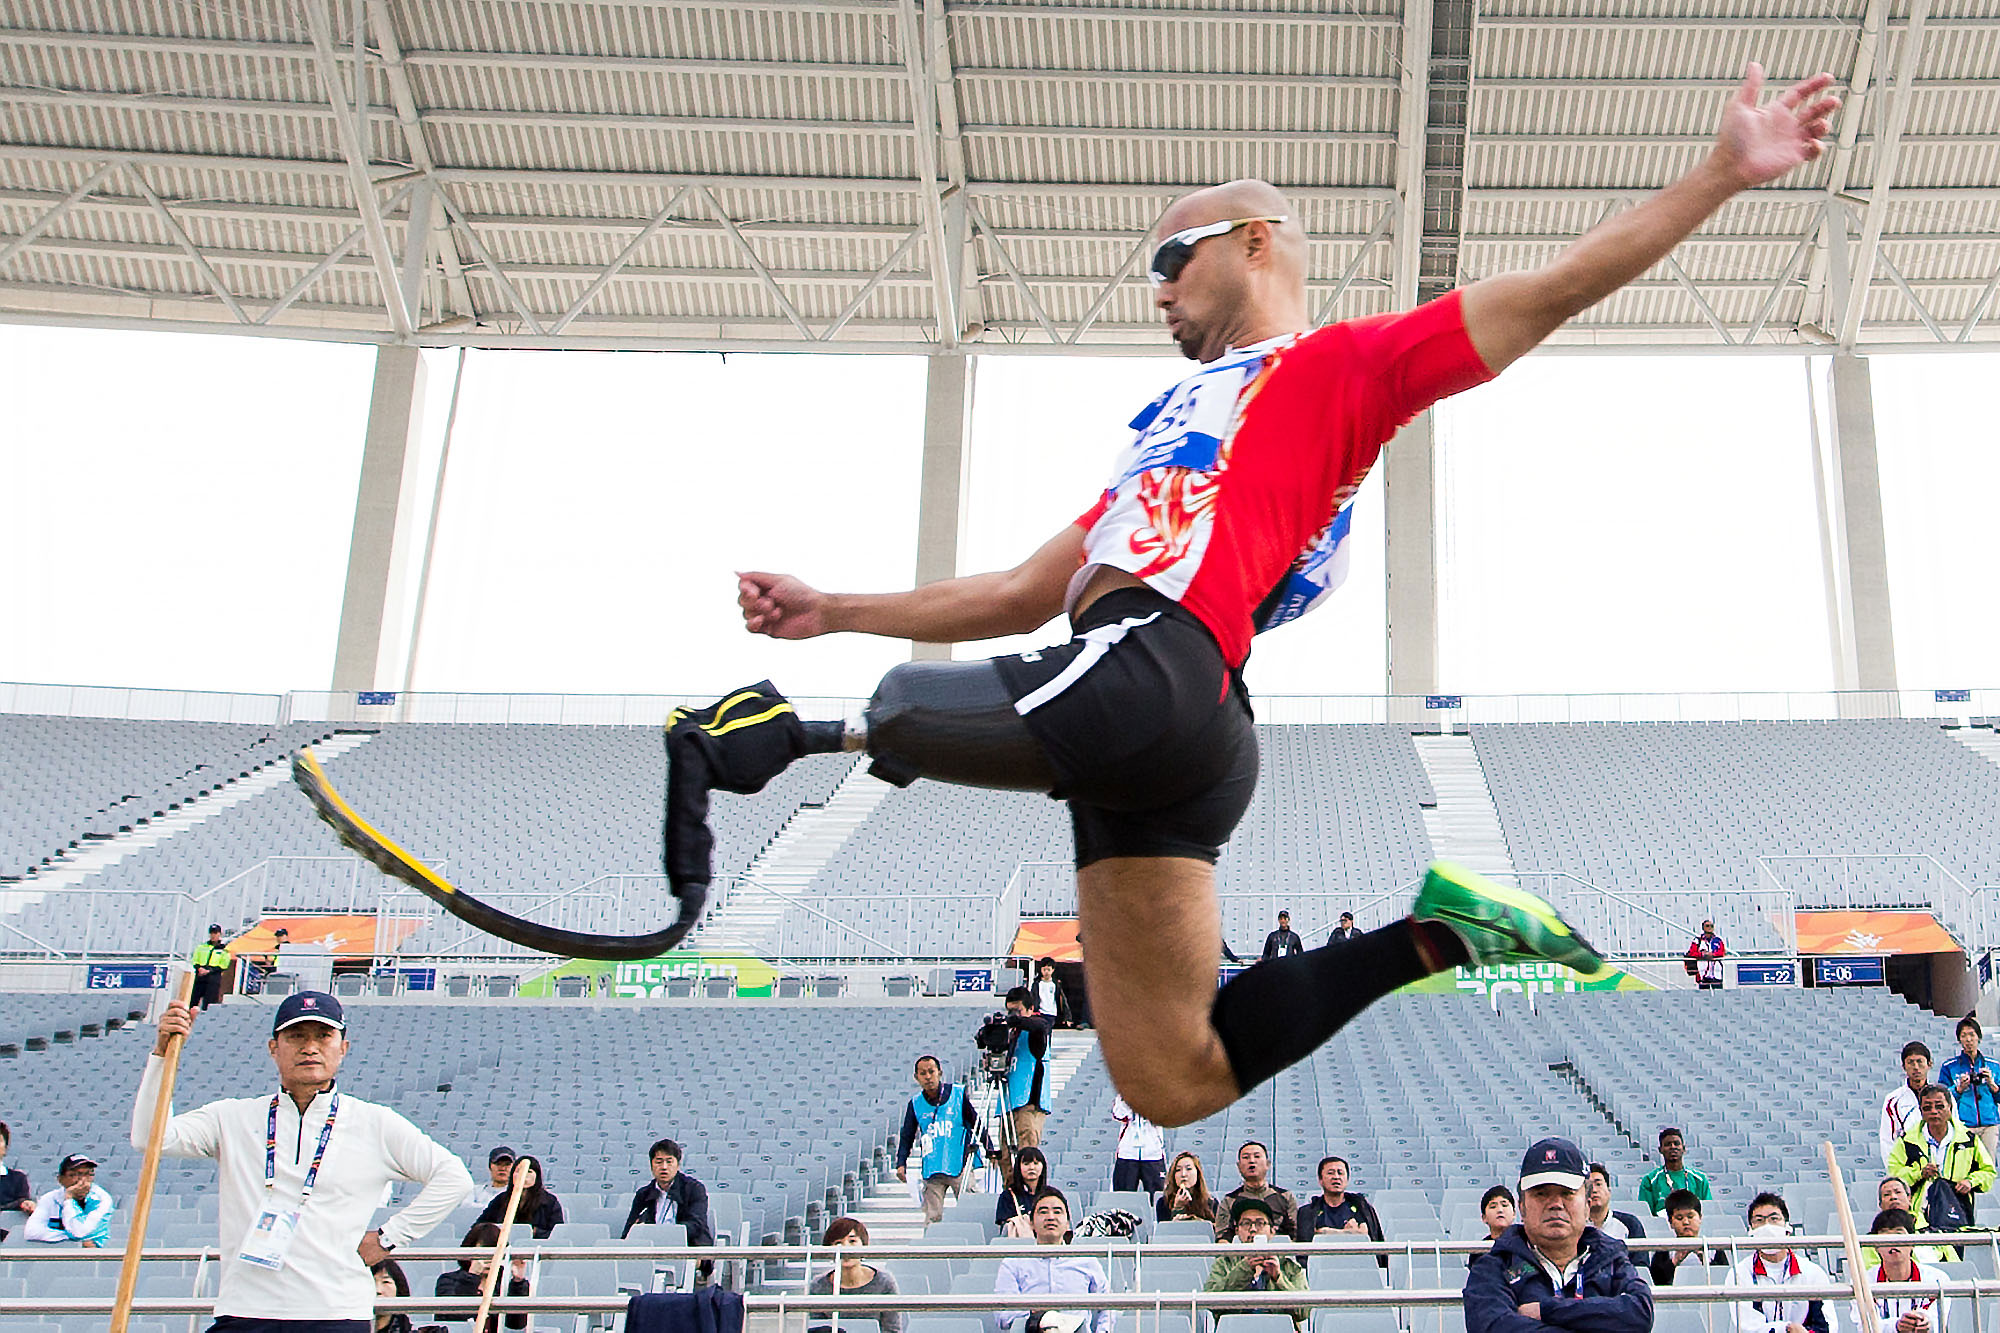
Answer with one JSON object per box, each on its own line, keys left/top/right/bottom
{"left": 2, "top": 0, "right": 1997, "bottom": 355}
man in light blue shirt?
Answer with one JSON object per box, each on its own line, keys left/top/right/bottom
{"left": 24, "top": 1153, "right": 114, "bottom": 1246}
{"left": 995, "top": 1188, "right": 1114, "bottom": 1333}
{"left": 1940, "top": 1017, "right": 2000, "bottom": 1162}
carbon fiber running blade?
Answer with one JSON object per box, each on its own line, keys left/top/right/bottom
{"left": 290, "top": 746, "right": 703, "bottom": 961}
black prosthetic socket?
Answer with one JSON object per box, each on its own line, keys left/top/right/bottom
{"left": 1209, "top": 920, "right": 1449, "bottom": 1095}
{"left": 662, "top": 680, "right": 820, "bottom": 893}
{"left": 801, "top": 720, "right": 847, "bottom": 754}
{"left": 862, "top": 659, "right": 1056, "bottom": 792}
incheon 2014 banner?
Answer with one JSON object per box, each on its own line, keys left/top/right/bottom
{"left": 1400, "top": 960, "right": 1652, "bottom": 1001}
{"left": 520, "top": 954, "right": 780, "bottom": 999}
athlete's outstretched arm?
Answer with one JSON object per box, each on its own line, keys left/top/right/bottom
{"left": 738, "top": 523, "right": 1084, "bottom": 645}
{"left": 1459, "top": 63, "right": 1837, "bottom": 372}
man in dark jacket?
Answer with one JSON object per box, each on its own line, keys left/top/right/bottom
{"left": 1296, "top": 1156, "right": 1384, "bottom": 1244}
{"left": 1465, "top": 1137, "right": 1653, "bottom": 1333}
{"left": 1261, "top": 912, "right": 1303, "bottom": 960}
{"left": 622, "top": 1138, "right": 713, "bottom": 1246}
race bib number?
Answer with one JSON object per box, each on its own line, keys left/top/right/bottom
{"left": 236, "top": 1207, "right": 301, "bottom": 1271}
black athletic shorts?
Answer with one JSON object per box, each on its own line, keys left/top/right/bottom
{"left": 992, "top": 587, "right": 1259, "bottom": 866}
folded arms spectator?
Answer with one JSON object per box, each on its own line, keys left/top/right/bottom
{"left": 1464, "top": 1138, "right": 1652, "bottom": 1333}
{"left": 623, "top": 1137, "right": 713, "bottom": 1245}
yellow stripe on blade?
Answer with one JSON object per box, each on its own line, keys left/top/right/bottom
{"left": 295, "top": 747, "right": 458, "bottom": 899}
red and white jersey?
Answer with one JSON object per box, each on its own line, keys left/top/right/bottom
{"left": 1073, "top": 291, "right": 1493, "bottom": 668}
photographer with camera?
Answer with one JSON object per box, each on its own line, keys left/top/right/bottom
{"left": 1940, "top": 1017, "right": 2000, "bottom": 1161}
{"left": 897, "top": 1054, "right": 981, "bottom": 1224}
{"left": 979, "top": 989, "right": 1056, "bottom": 1176}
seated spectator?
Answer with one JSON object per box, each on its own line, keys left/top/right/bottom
{"left": 1942, "top": 1017, "right": 2000, "bottom": 1161}
{"left": 1639, "top": 1129, "right": 1711, "bottom": 1216}
{"left": 1469, "top": 1185, "right": 1515, "bottom": 1268}
{"left": 1585, "top": 1164, "right": 1646, "bottom": 1244}
{"left": 1296, "top": 1155, "right": 1384, "bottom": 1244}
{"left": 372, "top": 1256, "right": 414, "bottom": 1333}
{"left": 1465, "top": 1138, "right": 1651, "bottom": 1333}
{"left": 1867, "top": 1180, "right": 1952, "bottom": 1265}
{"left": 475, "top": 1154, "right": 563, "bottom": 1238}
{"left": 0, "top": 1122, "right": 30, "bottom": 1243}
{"left": 1686, "top": 921, "right": 1726, "bottom": 989}
{"left": 483, "top": 1147, "right": 515, "bottom": 1198}
{"left": 1158, "top": 1150, "right": 1218, "bottom": 1225}
{"left": 995, "top": 1187, "right": 1113, "bottom": 1333}
{"left": 1882, "top": 1043, "right": 1934, "bottom": 1167}
{"left": 623, "top": 1137, "right": 713, "bottom": 1245}
{"left": 999, "top": 1147, "right": 1051, "bottom": 1235}
{"left": 24, "top": 1153, "right": 114, "bottom": 1246}
{"left": 1732, "top": 1193, "right": 1836, "bottom": 1333}
{"left": 1891, "top": 1084, "right": 1994, "bottom": 1233}
{"left": 434, "top": 1221, "right": 529, "bottom": 1330}
{"left": 1205, "top": 1195, "right": 1309, "bottom": 1328}
{"left": 1856, "top": 1210, "right": 1943, "bottom": 1333}
{"left": 1110, "top": 1095, "right": 1165, "bottom": 1193}
{"left": 1218, "top": 1141, "right": 1297, "bottom": 1240}
{"left": 1648, "top": 1189, "right": 1726, "bottom": 1286}
{"left": 808, "top": 1217, "right": 904, "bottom": 1333}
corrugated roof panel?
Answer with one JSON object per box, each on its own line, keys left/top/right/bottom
{"left": 1476, "top": 22, "right": 1865, "bottom": 82}
{"left": 1475, "top": 85, "right": 1750, "bottom": 137}
{"left": 955, "top": 74, "right": 1396, "bottom": 136}
{"left": 406, "top": 62, "right": 913, "bottom": 123}
{"left": 1919, "top": 24, "right": 2000, "bottom": 79}
{"left": 964, "top": 134, "right": 1393, "bottom": 188}
{"left": 0, "top": 100, "right": 343, "bottom": 162}
{"left": 949, "top": 13, "right": 1401, "bottom": 79}
{"left": 401, "top": 2, "right": 898, "bottom": 66}
{"left": 417, "top": 120, "right": 917, "bottom": 176}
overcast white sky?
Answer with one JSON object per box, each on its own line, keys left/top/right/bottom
{"left": 0, "top": 323, "right": 1992, "bottom": 700}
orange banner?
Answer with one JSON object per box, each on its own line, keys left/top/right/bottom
{"left": 1794, "top": 910, "right": 1960, "bottom": 956}
{"left": 1011, "top": 918, "right": 1082, "bottom": 962}
{"left": 230, "top": 915, "right": 423, "bottom": 960}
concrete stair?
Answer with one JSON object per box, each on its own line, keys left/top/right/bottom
{"left": 692, "top": 764, "right": 896, "bottom": 956}
{"left": 1411, "top": 733, "right": 1517, "bottom": 876}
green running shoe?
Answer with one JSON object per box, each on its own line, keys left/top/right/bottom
{"left": 1413, "top": 861, "right": 1606, "bottom": 975}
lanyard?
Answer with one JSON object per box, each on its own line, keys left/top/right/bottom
{"left": 266, "top": 1091, "right": 340, "bottom": 1205}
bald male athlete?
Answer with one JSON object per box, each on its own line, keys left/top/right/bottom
{"left": 673, "top": 66, "right": 1837, "bottom": 1125}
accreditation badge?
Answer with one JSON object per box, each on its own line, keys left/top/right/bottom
{"left": 236, "top": 1206, "right": 302, "bottom": 1271}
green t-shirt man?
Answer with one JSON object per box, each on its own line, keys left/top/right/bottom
{"left": 1638, "top": 1129, "right": 1711, "bottom": 1215}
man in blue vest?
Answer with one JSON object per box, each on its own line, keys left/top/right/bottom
{"left": 997, "top": 988, "right": 1056, "bottom": 1172}
{"left": 897, "top": 1054, "right": 980, "bottom": 1223}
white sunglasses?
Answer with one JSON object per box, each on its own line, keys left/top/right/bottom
{"left": 1146, "top": 215, "right": 1288, "bottom": 286}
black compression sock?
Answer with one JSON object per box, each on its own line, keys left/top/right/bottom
{"left": 801, "top": 720, "right": 846, "bottom": 754}
{"left": 1209, "top": 919, "right": 1473, "bottom": 1095}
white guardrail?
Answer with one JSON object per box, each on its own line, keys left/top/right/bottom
{"left": 7, "top": 1237, "right": 2000, "bottom": 1324}
{"left": 3, "top": 680, "right": 1997, "bottom": 726}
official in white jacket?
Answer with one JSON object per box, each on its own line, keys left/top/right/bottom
{"left": 132, "top": 991, "right": 473, "bottom": 1333}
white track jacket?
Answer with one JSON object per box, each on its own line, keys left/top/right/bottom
{"left": 133, "top": 1054, "right": 472, "bottom": 1318}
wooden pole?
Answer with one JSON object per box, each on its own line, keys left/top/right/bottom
{"left": 473, "top": 1162, "right": 530, "bottom": 1330}
{"left": 1826, "top": 1139, "right": 1885, "bottom": 1333}
{"left": 110, "top": 970, "right": 197, "bottom": 1333}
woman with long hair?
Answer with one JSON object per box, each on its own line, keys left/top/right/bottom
{"left": 807, "top": 1216, "right": 904, "bottom": 1333}
{"left": 1157, "top": 1150, "right": 1217, "bottom": 1223}
{"left": 434, "top": 1220, "right": 531, "bottom": 1331}
{"left": 996, "top": 1146, "right": 1049, "bottom": 1231}
{"left": 370, "top": 1256, "right": 413, "bottom": 1333}
{"left": 474, "top": 1154, "right": 565, "bottom": 1238}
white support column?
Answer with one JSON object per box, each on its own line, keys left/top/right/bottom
{"left": 911, "top": 351, "right": 975, "bottom": 662}
{"left": 1385, "top": 412, "right": 1439, "bottom": 701}
{"left": 332, "top": 345, "right": 430, "bottom": 692}
{"left": 1824, "top": 352, "right": 1899, "bottom": 700}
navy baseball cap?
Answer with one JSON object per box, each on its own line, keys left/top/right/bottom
{"left": 1519, "top": 1137, "right": 1587, "bottom": 1191}
{"left": 489, "top": 1147, "right": 516, "bottom": 1165}
{"left": 273, "top": 991, "right": 346, "bottom": 1035}
{"left": 58, "top": 1153, "right": 97, "bottom": 1175}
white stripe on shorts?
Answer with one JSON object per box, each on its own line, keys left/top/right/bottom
{"left": 1013, "top": 611, "right": 1163, "bottom": 716}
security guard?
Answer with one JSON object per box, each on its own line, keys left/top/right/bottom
{"left": 191, "top": 924, "right": 232, "bottom": 1010}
